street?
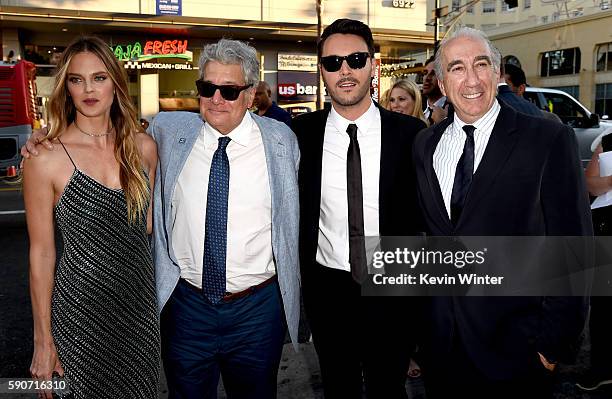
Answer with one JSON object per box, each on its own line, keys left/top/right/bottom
{"left": 0, "top": 179, "right": 609, "bottom": 398}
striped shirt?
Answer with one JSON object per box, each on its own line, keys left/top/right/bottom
{"left": 433, "top": 100, "right": 501, "bottom": 218}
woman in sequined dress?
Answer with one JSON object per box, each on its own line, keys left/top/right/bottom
{"left": 23, "top": 36, "right": 160, "bottom": 398}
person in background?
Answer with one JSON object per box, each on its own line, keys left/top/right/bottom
{"left": 379, "top": 88, "right": 391, "bottom": 109}
{"left": 497, "top": 63, "right": 542, "bottom": 117}
{"left": 503, "top": 63, "right": 562, "bottom": 123}
{"left": 382, "top": 79, "right": 428, "bottom": 124}
{"left": 577, "top": 127, "right": 612, "bottom": 392}
{"left": 422, "top": 56, "right": 448, "bottom": 125}
{"left": 253, "top": 80, "right": 292, "bottom": 127}
{"left": 24, "top": 36, "right": 159, "bottom": 398}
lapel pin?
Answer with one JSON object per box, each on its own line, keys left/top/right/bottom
{"left": 179, "top": 138, "right": 186, "bottom": 143}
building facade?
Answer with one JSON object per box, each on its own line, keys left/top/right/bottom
{"left": 491, "top": 10, "right": 612, "bottom": 116}
{"left": 0, "top": 0, "right": 435, "bottom": 120}
{"left": 426, "top": 0, "right": 612, "bottom": 117}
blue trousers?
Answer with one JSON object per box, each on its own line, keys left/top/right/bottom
{"left": 161, "top": 279, "right": 286, "bottom": 399}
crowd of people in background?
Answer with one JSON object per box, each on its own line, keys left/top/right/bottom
{"left": 19, "top": 15, "right": 612, "bottom": 399}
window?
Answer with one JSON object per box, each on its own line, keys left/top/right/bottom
{"left": 540, "top": 48, "right": 581, "bottom": 77}
{"left": 482, "top": 0, "right": 496, "bottom": 13}
{"left": 551, "top": 85, "right": 580, "bottom": 99}
{"left": 452, "top": 0, "right": 461, "bottom": 11}
{"left": 596, "top": 42, "right": 612, "bottom": 72}
{"left": 524, "top": 0, "right": 531, "bottom": 8}
{"left": 596, "top": 83, "right": 612, "bottom": 117}
{"left": 541, "top": 91, "right": 588, "bottom": 127}
{"left": 467, "top": 4, "right": 474, "bottom": 13}
{"left": 541, "top": 16, "right": 549, "bottom": 23}
{"left": 502, "top": 0, "right": 515, "bottom": 11}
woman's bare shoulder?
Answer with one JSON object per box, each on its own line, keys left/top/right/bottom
{"left": 24, "top": 138, "right": 68, "bottom": 169}
{"left": 135, "top": 132, "right": 158, "bottom": 168}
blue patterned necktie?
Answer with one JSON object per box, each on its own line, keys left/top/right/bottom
{"left": 203, "top": 136, "right": 231, "bottom": 303}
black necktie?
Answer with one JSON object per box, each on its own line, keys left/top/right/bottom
{"left": 346, "top": 123, "right": 367, "bottom": 284}
{"left": 450, "top": 125, "right": 476, "bottom": 225}
{"left": 426, "top": 106, "right": 434, "bottom": 124}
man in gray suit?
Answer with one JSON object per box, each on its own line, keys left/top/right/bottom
{"left": 149, "top": 39, "right": 300, "bottom": 398}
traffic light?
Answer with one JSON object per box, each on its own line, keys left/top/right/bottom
{"left": 503, "top": 0, "right": 518, "bottom": 8}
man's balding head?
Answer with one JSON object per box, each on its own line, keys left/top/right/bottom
{"left": 254, "top": 81, "right": 273, "bottom": 113}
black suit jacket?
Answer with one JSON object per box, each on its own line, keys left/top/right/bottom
{"left": 293, "top": 105, "right": 427, "bottom": 273}
{"left": 413, "top": 101, "right": 592, "bottom": 380}
{"left": 497, "top": 85, "right": 542, "bottom": 117}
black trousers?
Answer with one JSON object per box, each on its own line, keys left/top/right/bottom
{"left": 423, "top": 334, "right": 554, "bottom": 399}
{"left": 589, "top": 295, "right": 612, "bottom": 375}
{"left": 302, "top": 263, "right": 414, "bottom": 399}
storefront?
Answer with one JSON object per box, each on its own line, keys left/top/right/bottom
{"left": 2, "top": 5, "right": 434, "bottom": 120}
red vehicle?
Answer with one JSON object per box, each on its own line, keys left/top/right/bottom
{"left": 0, "top": 60, "right": 37, "bottom": 177}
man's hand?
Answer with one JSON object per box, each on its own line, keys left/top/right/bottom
{"left": 20, "top": 127, "right": 53, "bottom": 168}
{"left": 430, "top": 104, "right": 449, "bottom": 125}
{"left": 22, "top": 127, "right": 53, "bottom": 159}
{"left": 538, "top": 352, "right": 556, "bottom": 372}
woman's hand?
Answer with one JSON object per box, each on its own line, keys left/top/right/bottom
{"left": 30, "top": 341, "right": 64, "bottom": 399}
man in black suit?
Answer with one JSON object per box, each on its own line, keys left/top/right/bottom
{"left": 292, "top": 18, "right": 426, "bottom": 399}
{"left": 412, "top": 27, "right": 592, "bottom": 398}
{"left": 503, "top": 63, "right": 563, "bottom": 123}
{"left": 497, "top": 63, "right": 542, "bottom": 117}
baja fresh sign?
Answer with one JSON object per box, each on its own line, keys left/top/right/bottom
{"left": 113, "top": 39, "right": 192, "bottom": 62}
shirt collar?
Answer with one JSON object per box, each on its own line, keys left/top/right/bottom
{"left": 428, "top": 96, "right": 446, "bottom": 108}
{"left": 329, "top": 100, "right": 379, "bottom": 137}
{"left": 451, "top": 99, "right": 501, "bottom": 135}
{"left": 203, "top": 111, "right": 252, "bottom": 148}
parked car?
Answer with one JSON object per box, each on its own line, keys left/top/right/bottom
{"left": 523, "top": 87, "right": 612, "bottom": 167}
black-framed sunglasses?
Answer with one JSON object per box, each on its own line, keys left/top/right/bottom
{"left": 195, "top": 80, "right": 252, "bottom": 101}
{"left": 320, "top": 52, "right": 371, "bottom": 72}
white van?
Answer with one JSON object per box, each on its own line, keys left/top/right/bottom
{"left": 523, "top": 87, "right": 612, "bottom": 167}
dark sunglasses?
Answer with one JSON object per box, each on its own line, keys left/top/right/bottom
{"left": 320, "top": 52, "right": 370, "bottom": 72}
{"left": 195, "top": 80, "right": 252, "bottom": 101}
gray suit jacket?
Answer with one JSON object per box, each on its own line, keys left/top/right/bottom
{"left": 150, "top": 111, "right": 300, "bottom": 346}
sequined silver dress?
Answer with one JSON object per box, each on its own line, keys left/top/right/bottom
{"left": 50, "top": 141, "right": 160, "bottom": 398}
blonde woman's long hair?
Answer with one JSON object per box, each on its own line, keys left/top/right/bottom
{"left": 379, "top": 88, "right": 391, "bottom": 109}
{"left": 387, "top": 79, "right": 428, "bottom": 124}
{"left": 46, "top": 36, "right": 148, "bottom": 224}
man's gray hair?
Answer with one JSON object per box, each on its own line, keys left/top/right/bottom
{"left": 433, "top": 27, "right": 501, "bottom": 80}
{"left": 198, "top": 38, "right": 260, "bottom": 87}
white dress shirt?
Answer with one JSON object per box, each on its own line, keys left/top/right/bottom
{"left": 433, "top": 99, "right": 501, "bottom": 217}
{"left": 171, "top": 112, "right": 275, "bottom": 292}
{"left": 424, "top": 96, "right": 447, "bottom": 120}
{"left": 317, "top": 101, "right": 381, "bottom": 272}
